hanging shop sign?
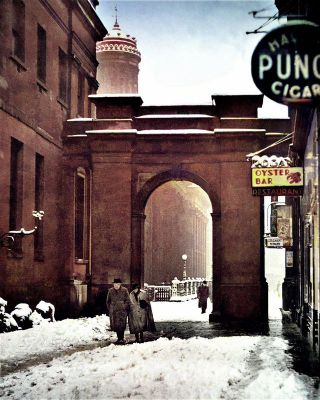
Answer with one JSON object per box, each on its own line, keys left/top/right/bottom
{"left": 250, "top": 155, "right": 304, "bottom": 196}
{"left": 277, "top": 217, "right": 292, "bottom": 247}
{"left": 252, "top": 167, "right": 303, "bottom": 187}
{"left": 286, "top": 250, "right": 293, "bottom": 268}
{"left": 265, "top": 236, "right": 283, "bottom": 248}
{"left": 277, "top": 205, "right": 293, "bottom": 247}
{"left": 270, "top": 204, "right": 278, "bottom": 236}
{"left": 251, "top": 20, "right": 320, "bottom": 105}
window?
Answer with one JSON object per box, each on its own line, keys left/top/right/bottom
{"left": 75, "top": 168, "right": 87, "bottom": 260}
{"left": 10, "top": 138, "right": 23, "bottom": 254}
{"left": 58, "top": 48, "right": 68, "bottom": 103}
{"left": 34, "top": 153, "right": 44, "bottom": 260}
{"left": 37, "top": 24, "right": 46, "bottom": 83}
{"left": 87, "top": 77, "right": 98, "bottom": 117}
{"left": 77, "top": 70, "right": 84, "bottom": 116}
{"left": 12, "top": 0, "right": 25, "bottom": 62}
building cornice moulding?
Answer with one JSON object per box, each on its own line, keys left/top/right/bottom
{"left": 38, "top": 0, "right": 69, "bottom": 34}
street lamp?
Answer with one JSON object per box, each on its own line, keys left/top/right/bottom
{"left": 182, "top": 254, "right": 187, "bottom": 280}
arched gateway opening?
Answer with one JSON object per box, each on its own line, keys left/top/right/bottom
{"left": 132, "top": 169, "right": 220, "bottom": 283}
{"left": 144, "top": 180, "right": 212, "bottom": 284}
{"left": 144, "top": 180, "right": 213, "bottom": 307}
{"left": 131, "top": 168, "right": 216, "bottom": 318}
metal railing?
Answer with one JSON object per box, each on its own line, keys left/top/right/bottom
{"left": 145, "top": 277, "right": 205, "bottom": 302}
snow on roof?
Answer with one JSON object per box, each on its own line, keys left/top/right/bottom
{"left": 142, "top": 101, "right": 212, "bottom": 106}
{"left": 136, "top": 114, "right": 213, "bottom": 119}
{"left": 85, "top": 129, "right": 137, "bottom": 134}
{"left": 88, "top": 93, "right": 141, "bottom": 98}
{"left": 67, "top": 118, "right": 94, "bottom": 122}
{"left": 67, "top": 118, "right": 133, "bottom": 122}
{"left": 220, "top": 117, "right": 258, "bottom": 120}
{"left": 137, "top": 129, "right": 214, "bottom": 135}
{"left": 213, "top": 128, "right": 266, "bottom": 133}
{"left": 67, "top": 128, "right": 268, "bottom": 137}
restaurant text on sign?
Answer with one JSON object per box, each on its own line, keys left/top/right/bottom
{"left": 252, "top": 187, "right": 303, "bottom": 196}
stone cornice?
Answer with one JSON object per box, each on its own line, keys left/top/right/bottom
{"left": 38, "top": 0, "right": 106, "bottom": 42}
{"left": 96, "top": 43, "right": 141, "bottom": 58}
{"left": 38, "top": 0, "right": 69, "bottom": 34}
{"left": 75, "top": 0, "right": 107, "bottom": 40}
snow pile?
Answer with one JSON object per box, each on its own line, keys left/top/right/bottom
{"left": 0, "top": 299, "right": 206, "bottom": 363}
{"left": 10, "top": 303, "right": 32, "bottom": 319}
{"left": 0, "top": 296, "right": 7, "bottom": 307}
{"left": 0, "top": 315, "right": 110, "bottom": 362}
{"left": 0, "top": 298, "right": 58, "bottom": 332}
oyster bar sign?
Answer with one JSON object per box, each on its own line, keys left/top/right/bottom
{"left": 251, "top": 155, "right": 304, "bottom": 196}
{"left": 251, "top": 21, "right": 320, "bottom": 105}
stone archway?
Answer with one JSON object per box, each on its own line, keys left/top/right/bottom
{"left": 63, "top": 94, "right": 291, "bottom": 320}
{"left": 131, "top": 168, "right": 222, "bottom": 320}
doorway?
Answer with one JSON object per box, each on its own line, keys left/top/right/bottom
{"left": 264, "top": 196, "right": 286, "bottom": 320}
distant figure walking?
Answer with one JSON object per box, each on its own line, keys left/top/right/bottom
{"left": 106, "top": 278, "right": 131, "bottom": 344}
{"left": 128, "top": 284, "right": 156, "bottom": 343}
{"left": 197, "top": 280, "right": 209, "bottom": 314}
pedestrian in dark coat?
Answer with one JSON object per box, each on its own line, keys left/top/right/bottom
{"left": 197, "top": 280, "right": 210, "bottom": 314}
{"left": 106, "top": 278, "right": 131, "bottom": 344}
{"left": 128, "top": 284, "right": 156, "bottom": 343}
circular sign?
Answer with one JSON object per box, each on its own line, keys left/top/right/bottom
{"left": 251, "top": 20, "right": 320, "bottom": 105}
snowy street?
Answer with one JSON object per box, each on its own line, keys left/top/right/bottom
{"left": 1, "top": 300, "right": 319, "bottom": 400}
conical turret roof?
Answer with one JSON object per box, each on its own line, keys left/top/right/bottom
{"left": 96, "top": 17, "right": 141, "bottom": 58}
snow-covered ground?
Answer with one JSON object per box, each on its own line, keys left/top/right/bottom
{"left": 0, "top": 300, "right": 318, "bottom": 400}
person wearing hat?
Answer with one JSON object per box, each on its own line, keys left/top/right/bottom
{"left": 197, "top": 280, "right": 210, "bottom": 314}
{"left": 128, "top": 284, "right": 156, "bottom": 343}
{"left": 106, "top": 278, "right": 131, "bottom": 344}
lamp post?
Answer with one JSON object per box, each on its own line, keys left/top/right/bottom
{"left": 182, "top": 254, "right": 187, "bottom": 280}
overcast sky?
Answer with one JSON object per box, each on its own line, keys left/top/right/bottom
{"left": 96, "top": 0, "right": 288, "bottom": 117}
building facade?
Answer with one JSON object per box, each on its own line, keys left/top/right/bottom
{"left": 0, "top": 0, "right": 106, "bottom": 316}
{"left": 275, "top": 0, "right": 320, "bottom": 359}
{"left": 289, "top": 107, "right": 319, "bottom": 358}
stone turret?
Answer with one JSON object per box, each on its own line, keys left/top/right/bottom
{"left": 96, "top": 16, "right": 141, "bottom": 94}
